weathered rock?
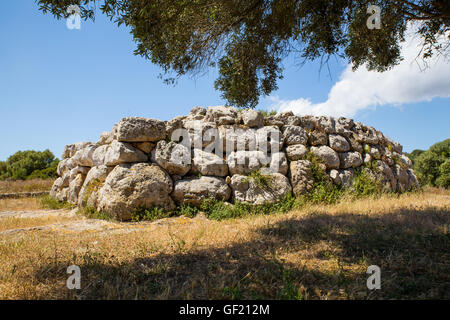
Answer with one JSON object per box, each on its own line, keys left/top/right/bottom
{"left": 72, "top": 144, "right": 98, "bottom": 167}
{"left": 78, "top": 165, "right": 113, "bottom": 208}
{"left": 329, "top": 134, "right": 350, "bottom": 152}
{"left": 308, "top": 131, "right": 328, "bottom": 146}
{"left": 264, "top": 116, "right": 284, "bottom": 128}
{"left": 315, "top": 116, "right": 336, "bottom": 134}
{"left": 283, "top": 125, "right": 308, "bottom": 146}
{"left": 241, "top": 109, "right": 264, "bottom": 128}
{"left": 289, "top": 160, "right": 313, "bottom": 196}
{"left": 256, "top": 126, "right": 284, "bottom": 152}
{"left": 230, "top": 173, "right": 292, "bottom": 204}
{"left": 151, "top": 140, "right": 191, "bottom": 176}
{"left": 353, "top": 123, "right": 379, "bottom": 145}
{"left": 172, "top": 176, "right": 231, "bottom": 206}
{"left": 104, "top": 140, "right": 148, "bottom": 166}
{"left": 188, "top": 106, "right": 207, "bottom": 120}
{"left": 57, "top": 158, "right": 76, "bottom": 176}
{"left": 97, "top": 163, "right": 175, "bottom": 220}
{"left": 98, "top": 131, "right": 114, "bottom": 145}
{"left": 117, "top": 117, "right": 166, "bottom": 142}
{"left": 165, "top": 116, "right": 185, "bottom": 140}
{"left": 227, "top": 150, "right": 268, "bottom": 176}
{"left": 311, "top": 146, "right": 340, "bottom": 169}
{"left": 339, "top": 151, "right": 363, "bottom": 169}
{"left": 67, "top": 173, "right": 86, "bottom": 204}
{"left": 219, "top": 126, "right": 257, "bottom": 152}
{"left": 285, "top": 144, "right": 307, "bottom": 161}
{"left": 134, "top": 142, "right": 155, "bottom": 154}
{"left": 182, "top": 120, "right": 218, "bottom": 148}
{"left": 331, "top": 169, "right": 354, "bottom": 188}
{"left": 62, "top": 142, "right": 93, "bottom": 159}
{"left": 267, "top": 152, "right": 289, "bottom": 175}
{"left": 205, "top": 106, "right": 238, "bottom": 125}
{"left": 192, "top": 149, "right": 228, "bottom": 177}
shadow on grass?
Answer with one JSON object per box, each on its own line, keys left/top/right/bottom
{"left": 31, "top": 207, "right": 449, "bottom": 300}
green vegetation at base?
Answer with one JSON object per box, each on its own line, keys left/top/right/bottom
{"left": 0, "top": 150, "right": 59, "bottom": 181}
{"left": 411, "top": 139, "right": 450, "bottom": 188}
{"left": 39, "top": 195, "right": 73, "bottom": 210}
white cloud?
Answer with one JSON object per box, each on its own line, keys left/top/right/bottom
{"left": 270, "top": 29, "right": 450, "bottom": 118}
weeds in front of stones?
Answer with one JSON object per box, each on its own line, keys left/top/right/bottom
{"left": 39, "top": 195, "right": 74, "bottom": 210}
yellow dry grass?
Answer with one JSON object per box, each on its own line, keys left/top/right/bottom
{"left": 0, "top": 198, "right": 43, "bottom": 212}
{"left": 0, "top": 179, "right": 54, "bottom": 194}
{"left": 0, "top": 188, "right": 448, "bottom": 300}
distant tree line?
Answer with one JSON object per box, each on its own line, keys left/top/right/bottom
{"left": 0, "top": 150, "right": 59, "bottom": 180}
{"left": 407, "top": 139, "right": 450, "bottom": 189}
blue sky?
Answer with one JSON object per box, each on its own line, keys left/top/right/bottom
{"left": 0, "top": 1, "right": 449, "bottom": 161}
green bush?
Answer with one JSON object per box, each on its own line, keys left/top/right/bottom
{"left": 131, "top": 207, "right": 172, "bottom": 222}
{"left": 414, "top": 139, "right": 449, "bottom": 188}
{"left": 40, "top": 195, "right": 73, "bottom": 210}
{"left": 352, "top": 169, "right": 383, "bottom": 198}
{"left": 0, "top": 150, "right": 59, "bottom": 180}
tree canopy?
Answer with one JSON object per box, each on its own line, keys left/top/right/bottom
{"left": 0, "top": 150, "right": 59, "bottom": 180}
{"left": 37, "top": 0, "right": 449, "bottom": 108}
{"left": 413, "top": 139, "right": 450, "bottom": 188}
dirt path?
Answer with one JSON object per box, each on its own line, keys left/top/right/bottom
{"left": 0, "top": 209, "right": 208, "bottom": 236}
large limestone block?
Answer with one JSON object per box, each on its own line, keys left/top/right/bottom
{"left": 62, "top": 142, "right": 93, "bottom": 159}
{"left": 72, "top": 144, "right": 98, "bottom": 167}
{"left": 192, "top": 149, "right": 228, "bottom": 177}
{"left": 57, "top": 158, "right": 76, "bottom": 176}
{"left": 104, "top": 140, "right": 148, "bottom": 166}
{"left": 182, "top": 120, "right": 218, "bottom": 148}
{"left": 256, "top": 126, "right": 284, "bottom": 152}
{"left": 352, "top": 123, "right": 379, "bottom": 145}
{"left": 227, "top": 150, "right": 268, "bottom": 176}
{"left": 151, "top": 140, "right": 191, "bottom": 176}
{"left": 286, "top": 144, "right": 307, "bottom": 161}
{"left": 218, "top": 126, "right": 257, "bottom": 152}
{"left": 329, "top": 134, "right": 350, "bottom": 152}
{"left": 330, "top": 169, "right": 354, "bottom": 188}
{"left": 205, "top": 106, "right": 238, "bottom": 125}
{"left": 67, "top": 173, "right": 86, "bottom": 204}
{"left": 97, "top": 163, "right": 175, "bottom": 220}
{"left": 283, "top": 125, "right": 308, "bottom": 146}
{"left": 308, "top": 131, "right": 328, "bottom": 146}
{"left": 78, "top": 165, "right": 113, "bottom": 208}
{"left": 172, "top": 176, "right": 231, "bottom": 206}
{"left": 117, "top": 117, "right": 166, "bottom": 142}
{"left": 230, "top": 173, "right": 292, "bottom": 204}
{"left": 339, "top": 151, "right": 363, "bottom": 169}
{"left": 241, "top": 109, "right": 264, "bottom": 128}
{"left": 315, "top": 116, "right": 336, "bottom": 134}
{"left": 310, "top": 146, "right": 340, "bottom": 169}
{"left": 289, "top": 160, "right": 313, "bottom": 196}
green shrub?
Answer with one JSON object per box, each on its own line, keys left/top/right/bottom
{"left": 39, "top": 195, "right": 73, "bottom": 210}
{"left": 0, "top": 150, "right": 59, "bottom": 180}
{"left": 352, "top": 169, "right": 382, "bottom": 198}
{"left": 414, "top": 139, "right": 449, "bottom": 188}
{"left": 131, "top": 207, "right": 172, "bottom": 222}
{"left": 79, "top": 206, "right": 111, "bottom": 220}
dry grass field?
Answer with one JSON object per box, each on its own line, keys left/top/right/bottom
{"left": 0, "top": 188, "right": 448, "bottom": 300}
{"left": 0, "top": 179, "right": 54, "bottom": 194}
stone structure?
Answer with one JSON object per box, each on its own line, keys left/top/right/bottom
{"left": 50, "top": 106, "right": 419, "bottom": 220}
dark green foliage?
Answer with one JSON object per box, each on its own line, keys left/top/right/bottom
{"left": 0, "top": 150, "right": 59, "bottom": 180}
{"left": 407, "top": 149, "right": 425, "bottom": 165}
{"left": 131, "top": 207, "right": 172, "bottom": 222}
{"left": 352, "top": 169, "right": 383, "bottom": 197}
{"left": 305, "top": 152, "right": 343, "bottom": 204}
{"left": 36, "top": 0, "right": 450, "bottom": 108}
{"left": 414, "top": 139, "right": 450, "bottom": 188}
